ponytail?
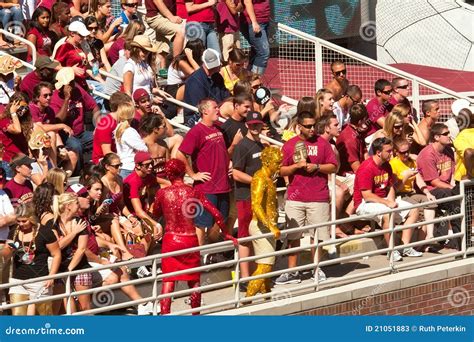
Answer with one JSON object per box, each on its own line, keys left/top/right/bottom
{"left": 115, "top": 102, "right": 135, "bottom": 144}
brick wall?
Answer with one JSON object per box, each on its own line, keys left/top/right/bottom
{"left": 297, "top": 274, "right": 474, "bottom": 316}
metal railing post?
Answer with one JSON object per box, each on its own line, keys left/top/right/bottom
{"left": 152, "top": 258, "right": 159, "bottom": 315}
{"left": 233, "top": 246, "right": 241, "bottom": 308}
{"left": 65, "top": 275, "right": 72, "bottom": 315}
{"left": 388, "top": 213, "right": 396, "bottom": 272}
{"left": 411, "top": 79, "right": 420, "bottom": 121}
{"left": 460, "top": 180, "right": 467, "bottom": 258}
{"left": 314, "top": 41, "right": 323, "bottom": 91}
{"left": 329, "top": 173, "right": 337, "bottom": 256}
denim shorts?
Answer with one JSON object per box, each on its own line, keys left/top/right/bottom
{"left": 194, "top": 193, "right": 230, "bottom": 229}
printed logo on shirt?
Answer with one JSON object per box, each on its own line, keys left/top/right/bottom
{"left": 205, "top": 131, "right": 224, "bottom": 141}
{"left": 252, "top": 152, "right": 262, "bottom": 159}
{"left": 43, "top": 37, "right": 52, "bottom": 47}
{"left": 437, "top": 160, "right": 452, "bottom": 173}
{"left": 307, "top": 145, "right": 318, "bottom": 157}
{"left": 374, "top": 172, "right": 389, "bottom": 188}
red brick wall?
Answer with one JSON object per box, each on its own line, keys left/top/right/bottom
{"left": 297, "top": 274, "right": 474, "bottom": 316}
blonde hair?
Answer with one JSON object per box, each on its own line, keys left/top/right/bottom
{"left": 52, "top": 193, "right": 78, "bottom": 222}
{"left": 115, "top": 102, "right": 135, "bottom": 144}
{"left": 15, "top": 203, "right": 38, "bottom": 226}
{"left": 384, "top": 111, "right": 405, "bottom": 139}
{"left": 315, "top": 88, "right": 333, "bottom": 119}
{"left": 46, "top": 167, "right": 68, "bottom": 194}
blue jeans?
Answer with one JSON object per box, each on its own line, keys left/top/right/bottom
{"left": 186, "top": 22, "right": 221, "bottom": 56}
{"left": 87, "top": 79, "right": 107, "bottom": 114}
{"left": 64, "top": 130, "right": 93, "bottom": 169}
{"left": 240, "top": 21, "right": 270, "bottom": 75}
{"left": 0, "top": 7, "right": 23, "bottom": 34}
{"left": 194, "top": 193, "right": 230, "bottom": 229}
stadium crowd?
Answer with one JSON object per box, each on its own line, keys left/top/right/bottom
{"left": 0, "top": 0, "right": 472, "bottom": 315}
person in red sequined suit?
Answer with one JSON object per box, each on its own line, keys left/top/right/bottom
{"left": 152, "top": 159, "right": 237, "bottom": 315}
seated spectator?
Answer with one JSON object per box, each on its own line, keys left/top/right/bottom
{"left": 454, "top": 108, "right": 474, "bottom": 181}
{"left": 281, "top": 96, "right": 315, "bottom": 141}
{"left": 220, "top": 48, "right": 249, "bottom": 94}
{"left": 354, "top": 137, "right": 421, "bottom": 261}
{"left": 5, "top": 154, "right": 34, "bottom": 207}
{"left": 314, "top": 88, "right": 334, "bottom": 119}
{"left": 417, "top": 123, "right": 461, "bottom": 250}
{"left": 2, "top": 203, "right": 61, "bottom": 315}
{"left": 84, "top": 15, "right": 112, "bottom": 77}
{"left": 70, "top": 0, "right": 90, "bottom": 17}
{"left": 389, "top": 77, "right": 413, "bottom": 112}
{"left": 366, "top": 79, "right": 393, "bottom": 136}
{"left": 113, "top": 102, "right": 148, "bottom": 178}
{"left": 333, "top": 84, "right": 361, "bottom": 127}
{"left": 104, "top": 42, "right": 131, "bottom": 95}
{"left": 117, "top": 0, "right": 139, "bottom": 28}
{"left": 26, "top": 6, "right": 56, "bottom": 61}
{"left": 92, "top": 0, "right": 123, "bottom": 46}
{"left": 28, "top": 127, "right": 55, "bottom": 186}
{"left": 390, "top": 137, "right": 437, "bottom": 251}
{"left": 108, "top": 19, "right": 144, "bottom": 65}
{"left": 370, "top": 109, "right": 405, "bottom": 152}
{"left": 46, "top": 167, "right": 68, "bottom": 194}
{"left": 49, "top": 2, "right": 71, "bottom": 40}
{"left": 325, "top": 60, "right": 349, "bottom": 101}
{"left": 20, "top": 56, "right": 59, "bottom": 100}
{"left": 183, "top": 48, "right": 230, "bottom": 126}
{"left": 415, "top": 100, "right": 440, "bottom": 153}
{"left": 216, "top": 0, "right": 242, "bottom": 62}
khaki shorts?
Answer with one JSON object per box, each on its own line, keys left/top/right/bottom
{"left": 285, "top": 200, "right": 330, "bottom": 241}
{"left": 249, "top": 220, "right": 276, "bottom": 265}
{"left": 219, "top": 32, "right": 240, "bottom": 62}
{"left": 400, "top": 193, "right": 437, "bottom": 209}
{"left": 145, "top": 14, "right": 182, "bottom": 54}
{"left": 336, "top": 174, "right": 355, "bottom": 195}
{"left": 356, "top": 197, "right": 412, "bottom": 227}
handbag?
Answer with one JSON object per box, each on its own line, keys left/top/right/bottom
{"left": 125, "top": 233, "right": 147, "bottom": 259}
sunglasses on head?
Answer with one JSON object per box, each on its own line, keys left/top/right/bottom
{"left": 333, "top": 69, "right": 346, "bottom": 76}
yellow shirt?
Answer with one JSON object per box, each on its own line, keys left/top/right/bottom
{"left": 453, "top": 128, "right": 474, "bottom": 181}
{"left": 220, "top": 66, "right": 247, "bottom": 94}
{"left": 390, "top": 157, "right": 416, "bottom": 193}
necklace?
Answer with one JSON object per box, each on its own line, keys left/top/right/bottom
{"left": 15, "top": 226, "right": 39, "bottom": 265}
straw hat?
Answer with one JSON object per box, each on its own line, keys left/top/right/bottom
{"left": 0, "top": 55, "right": 22, "bottom": 75}
{"left": 130, "top": 35, "right": 159, "bottom": 53}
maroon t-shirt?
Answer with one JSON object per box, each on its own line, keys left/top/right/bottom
{"left": 179, "top": 122, "right": 231, "bottom": 194}
{"left": 4, "top": 179, "right": 34, "bottom": 207}
{"left": 282, "top": 135, "right": 338, "bottom": 203}
{"left": 108, "top": 37, "right": 125, "bottom": 66}
{"left": 353, "top": 157, "right": 393, "bottom": 210}
{"left": 336, "top": 124, "right": 366, "bottom": 176}
{"left": 146, "top": 0, "right": 175, "bottom": 17}
{"left": 186, "top": 0, "right": 215, "bottom": 22}
{"left": 29, "top": 103, "right": 56, "bottom": 124}
{"left": 19, "top": 71, "right": 42, "bottom": 100}
{"left": 26, "top": 27, "right": 54, "bottom": 61}
{"left": 243, "top": 0, "right": 270, "bottom": 24}
{"left": 216, "top": 0, "right": 239, "bottom": 33}
{"left": 123, "top": 171, "right": 157, "bottom": 214}
{"left": 0, "top": 118, "right": 29, "bottom": 162}
{"left": 50, "top": 85, "right": 97, "bottom": 136}
{"left": 92, "top": 113, "right": 117, "bottom": 164}
{"left": 417, "top": 144, "right": 455, "bottom": 191}
{"left": 366, "top": 97, "right": 394, "bottom": 135}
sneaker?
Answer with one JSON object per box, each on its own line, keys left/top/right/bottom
{"left": 137, "top": 302, "right": 157, "bottom": 315}
{"left": 274, "top": 272, "right": 301, "bottom": 285}
{"left": 402, "top": 247, "right": 423, "bottom": 257}
{"left": 387, "top": 250, "right": 403, "bottom": 262}
{"left": 184, "top": 298, "right": 205, "bottom": 306}
{"left": 136, "top": 266, "right": 151, "bottom": 278}
{"left": 238, "top": 283, "right": 248, "bottom": 292}
{"left": 311, "top": 268, "right": 327, "bottom": 282}
{"left": 204, "top": 253, "right": 227, "bottom": 265}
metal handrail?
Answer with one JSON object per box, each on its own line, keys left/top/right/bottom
{"left": 278, "top": 23, "right": 474, "bottom": 105}
{"left": 0, "top": 29, "right": 37, "bottom": 68}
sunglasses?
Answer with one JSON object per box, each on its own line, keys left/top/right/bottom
{"left": 348, "top": 95, "right": 360, "bottom": 104}
{"left": 397, "top": 150, "right": 410, "bottom": 155}
{"left": 109, "top": 163, "right": 122, "bottom": 169}
{"left": 439, "top": 131, "right": 450, "bottom": 136}
{"left": 300, "top": 123, "right": 315, "bottom": 129}
{"left": 381, "top": 90, "right": 392, "bottom": 95}
{"left": 42, "top": 93, "right": 52, "bottom": 98}
{"left": 333, "top": 69, "right": 346, "bottom": 76}
{"left": 140, "top": 162, "right": 153, "bottom": 168}
{"left": 88, "top": 26, "right": 98, "bottom": 31}
{"left": 397, "top": 84, "right": 409, "bottom": 89}
{"left": 393, "top": 124, "right": 403, "bottom": 129}
{"left": 124, "top": 3, "right": 138, "bottom": 7}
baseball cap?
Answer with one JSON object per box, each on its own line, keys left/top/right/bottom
{"left": 68, "top": 20, "right": 90, "bottom": 37}
{"left": 202, "top": 49, "right": 221, "bottom": 70}
{"left": 134, "top": 151, "right": 152, "bottom": 164}
{"left": 133, "top": 88, "right": 149, "bottom": 103}
{"left": 55, "top": 67, "right": 75, "bottom": 90}
{"left": 246, "top": 111, "right": 264, "bottom": 125}
{"left": 35, "top": 55, "right": 59, "bottom": 70}
{"left": 10, "top": 155, "right": 35, "bottom": 169}
{"left": 66, "top": 183, "right": 88, "bottom": 197}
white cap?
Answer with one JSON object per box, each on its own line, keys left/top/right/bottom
{"left": 202, "top": 49, "right": 221, "bottom": 70}
{"left": 68, "top": 21, "right": 90, "bottom": 37}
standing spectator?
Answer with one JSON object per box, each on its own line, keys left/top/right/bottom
{"left": 4, "top": 155, "right": 34, "bottom": 207}
{"left": 26, "top": 6, "right": 56, "bottom": 62}
{"left": 324, "top": 60, "right": 349, "bottom": 101}
{"left": 240, "top": 0, "right": 269, "bottom": 75}
{"left": 277, "top": 111, "right": 337, "bottom": 284}
{"left": 177, "top": 98, "right": 231, "bottom": 249}
{"left": 20, "top": 56, "right": 59, "bottom": 100}
{"left": 216, "top": 0, "right": 242, "bottom": 62}
{"left": 185, "top": 0, "right": 221, "bottom": 54}
{"left": 354, "top": 137, "right": 421, "bottom": 261}
{"left": 50, "top": 2, "right": 71, "bottom": 39}
{"left": 219, "top": 47, "right": 249, "bottom": 94}
{"left": 366, "top": 79, "right": 393, "bottom": 136}
{"left": 183, "top": 48, "right": 230, "bottom": 126}
{"left": 232, "top": 110, "right": 264, "bottom": 290}
{"left": 333, "top": 84, "right": 361, "bottom": 128}
{"left": 0, "top": 168, "right": 15, "bottom": 303}
{"left": 417, "top": 123, "right": 461, "bottom": 250}
{"left": 314, "top": 88, "right": 334, "bottom": 119}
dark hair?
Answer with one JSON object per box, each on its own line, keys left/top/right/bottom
{"left": 233, "top": 93, "right": 253, "bottom": 106}
{"left": 30, "top": 6, "right": 51, "bottom": 32}
{"left": 430, "top": 123, "right": 449, "bottom": 142}
{"left": 4, "top": 92, "right": 32, "bottom": 142}
{"left": 349, "top": 103, "right": 368, "bottom": 124}
{"left": 79, "top": 162, "right": 103, "bottom": 184}
{"left": 330, "top": 60, "right": 344, "bottom": 72}
{"left": 374, "top": 79, "right": 391, "bottom": 95}
{"left": 84, "top": 15, "right": 98, "bottom": 27}
{"left": 346, "top": 85, "right": 362, "bottom": 98}
{"left": 316, "top": 114, "right": 337, "bottom": 135}
{"left": 110, "top": 92, "right": 132, "bottom": 112}
{"left": 422, "top": 100, "right": 438, "bottom": 115}
{"left": 297, "top": 111, "right": 315, "bottom": 125}
{"left": 99, "top": 152, "right": 120, "bottom": 174}
{"left": 33, "top": 82, "right": 53, "bottom": 101}
{"left": 228, "top": 48, "right": 247, "bottom": 64}
{"left": 139, "top": 113, "right": 163, "bottom": 136}
{"left": 84, "top": 175, "right": 103, "bottom": 190}
{"left": 33, "top": 182, "right": 57, "bottom": 219}
{"left": 51, "top": 2, "right": 70, "bottom": 24}
{"left": 233, "top": 80, "right": 252, "bottom": 97}
{"left": 172, "top": 39, "right": 205, "bottom": 69}
{"left": 372, "top": 137, "right": 392, "bottom": 153}
{"left": 297, "top": 96, "right": 316, "bottom": 116}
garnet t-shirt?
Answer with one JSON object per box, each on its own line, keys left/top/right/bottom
{"left": 242, "top": 0, "right": 270, "bottom": 24}
{"left": 336, "top": 124, "right": 366, "bottom": 175}
{"left": 417, "top": 144, "right": 455, "bottom": 191}
{"left": 282, "top": 135, "right": 338, "bottom": 203}
{"left": 29, "top": 103, "right": 56, "bottom": 124}
{"left": 92, "top": 113, "right": 117, "bottom": 164}
{"left": 19, "top": 71, "right": 42, "bottom": 100}
{"left": 179, "top": 122, "right": 231, "bottom": 194}
{"left": 186, "top": 0, "right": 215, "bottom": 22}
{"left": 353, "top": 157, "right": 393, "bottom": 210}
{"left": 123, "top": 171, "right": 157, "bottom": 214}
{"left": 0, "top": 118, "right": 29, "bottom": 162}
{"left": 26, "top": 27, "right": 55, "bottom": 61}
{"left": 4, "top": 179, "right": 34, "bottom": 207}
{"left": 366, "top": 97, "right": 394, "bottom": 135}
{"left": 54, "top": 41, "right": 88, "bottom": 89}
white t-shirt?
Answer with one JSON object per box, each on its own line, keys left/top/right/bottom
{"left": 123, "top": 59, "right": 153, "bottom": 94}
{"left": 333, "top": 102, "right": 349, "bottom": 127}
{"left": 0, "top": 190, "right": 14, "bottom": 240}
{"left": 114, "top": 126, "right": 148, "bottom": 170}
{"left": 167, "top": 64, "right": 186, "bottom": 86}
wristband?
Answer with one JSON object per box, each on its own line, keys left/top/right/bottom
{"left": 127, "top": 214, "right": 134, "bottom": 219}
